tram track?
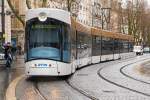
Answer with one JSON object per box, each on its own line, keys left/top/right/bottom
{"left": 29, "top": 56, "right": 150, "bottom": 100}
{"left": 33, "top": 82, "right": 48, "bottom": 100}
{"left": 66, "top": 79, "right": 98, "bottom": 100}
{"left": 32, "top": 77, "right": 93, "bottom": 100}
{"left": 65, "top": 56, "right": 138, "bottom": 100}
{"left": 98, "top": 58, "right": 150, "bottom": 97}
{"left": 120, "top": 61, "right": 150, "bottom": 85}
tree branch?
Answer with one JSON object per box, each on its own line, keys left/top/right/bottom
{"left": 7, "top": 0, "right": 25, "bottom": 27}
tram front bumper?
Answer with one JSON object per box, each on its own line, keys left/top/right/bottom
{"left": 25, "top": 60, "right": 58, "bottom": 76}
{"left": 25, "top": 60, "right": 72, "bottom": 76}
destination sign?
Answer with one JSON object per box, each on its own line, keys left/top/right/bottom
{"left": 31, "top": 25, "right": 59, "bottom": 29}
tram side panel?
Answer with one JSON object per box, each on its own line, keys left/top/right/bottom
{"left": 70, "top": 28, "right": 77, "bottom": 74}
{"left": 77, "top": 31, "right": 92, "bottom": 68}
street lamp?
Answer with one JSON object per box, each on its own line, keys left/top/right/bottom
{"left": 101, "top": 8, "right": 111, "bottom": 30}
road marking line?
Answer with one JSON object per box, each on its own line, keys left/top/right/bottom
{"left": 5, "top": 75, "right": 25, "bottom": 100}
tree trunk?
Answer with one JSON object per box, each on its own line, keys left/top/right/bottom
{"left": 7, "top": 0, "right": 25, "bottom": 27}
{"left": 42, "top": 0, "right": 47, "bottom": 7}
{"left": 26, "top": 0, "right": 32, "bottom": 9}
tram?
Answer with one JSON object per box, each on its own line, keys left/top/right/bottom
{"left": 25, "top": 8, "right": 134, "bottom": 76}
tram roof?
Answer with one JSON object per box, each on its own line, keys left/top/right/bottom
{"left": 71, "top": 18, "right": 91, "bottom": 34}
{"left": 91, "top": 27, "right": 134, "bottom": 41}
{"left": 26, "top": 8, "right": 71, "bottom": 24}
{"left": 76, "top": 22, "right": 91, "bottom": 34}
{"left": 71, "top": 18, "right": 134, "bottom": 41}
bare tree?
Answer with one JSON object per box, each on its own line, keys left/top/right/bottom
{"left": 26, "top": 0, "right": 32, "bottom": 9}
{"left": 66, "top": 0, "right": 76, "bottom": 11}
{"left": 26, "top": 0, "right": 80, "bottom": 14}
{"left": 42, "top": 0, "right": 48, "bottom": 7}
{"left": 7, "top": 0, "right": 25, "bottom": 27}
{"left": 110, "top": 0, "right": 150, "bottom": 45}
{"left": 119, "top": 0, "right": 146, "bottom": 44}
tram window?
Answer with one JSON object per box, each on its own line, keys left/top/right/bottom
{"left": 102, "top": 37, "right": 113, "bottom": 55}
{"left": 114, "top": 39, "right": 119, "bottom": 54}
{"left": 129, "top": 42, "right": 133, "bottom": 52}
{"left": 28, "top": 24, "right": 61, "bottom": 60}
{"left": 29, "top": 24, "right": 60, "bottom": 48}
{"left": 77, "top": 32, "right": 91, "bottom": 59}
{"left": 119, "top": 40, "right": 129, "bottom": 53}
{"left": 92, "top": 35, "right": 101, "bottom": 56}
{"left": 26, "top": 18, "right": 71, "bottom": 62}
{"left": 122, "top": 41, "right": 129, "bottom": 53}
{"left": 119, "top": 40, "right": 123, "bottom": 53}
{"left": 62, "top": 25, "right": 71, "bottom": 62}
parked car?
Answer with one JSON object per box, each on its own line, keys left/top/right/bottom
{"left": 0, "top": 46, "right": 5, "bottom": 65}
{"left": 133, "top": 46, "right": 143, "bottom": 55}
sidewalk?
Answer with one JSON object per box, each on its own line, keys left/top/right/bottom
{"left": 10, "top": 54, "right": 25, "bottom": 81}
{"left": 4, "top": 55, "right": 25, "bottom": 100}
{"left": 13, "top": 54, "right": 24, "bottom": 67}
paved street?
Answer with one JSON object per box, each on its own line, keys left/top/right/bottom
{"left": 0, "top": 56, "right": 24, "bottom": 100}
{"left": 0, "top": 0, "right": 150, "bottom": 100}
{"left": 1, "top": 54, "right": 150, "bottom": 100}
{"left": 69, "top": 54, "right": 150, "bottom": 100}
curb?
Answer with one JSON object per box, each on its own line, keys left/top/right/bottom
{"left": 5, "top": 75, "right": 25, "bottom": 100}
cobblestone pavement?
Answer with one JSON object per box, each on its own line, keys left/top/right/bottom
{"left": 69, "top": 54, "right": 150, "bottom": 100}
{"left": 7, "top": 54, "right": 150, "bottom": 100}
{"left": 15, "top": 58, "right": 90, "bottom": 100}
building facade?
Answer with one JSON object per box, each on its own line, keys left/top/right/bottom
{"left": 0, "top": 0, "right": 11, "bottom": 43}
{"left": 10, "top": 0, "right": 127, "bottom": 50}
{"left": 77, "top": 0, "right": 92, "bottom": 26}
{"left": 11, "top": 0, "right": 26, "bottom": 48}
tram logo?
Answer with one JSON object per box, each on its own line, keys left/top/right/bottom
{"left": 37, "top": 64, "right": 48, "bottom": 67}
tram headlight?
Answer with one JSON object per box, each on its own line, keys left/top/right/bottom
{"left": 38, "top": 12, "right": 47, "bottom": 22}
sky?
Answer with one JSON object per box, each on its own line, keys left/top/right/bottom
{"left": 148, "top": 0, "right": 150, "bottom": 6}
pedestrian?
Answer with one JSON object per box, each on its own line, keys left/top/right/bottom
{"left": 3, "top": 42, "right": 13, "bottom": 67}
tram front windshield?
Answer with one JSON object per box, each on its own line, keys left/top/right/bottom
{"left": 26, "top": 18, "right": 71, "bottom": 62}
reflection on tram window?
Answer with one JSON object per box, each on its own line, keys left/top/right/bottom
{"left": 120, "top": 40, "right": 129, "bottom": 53}
{"left": 77, "top": 32, "right": 91, "bottom": 59}
{"left": 26, "top": 18, "right": 71, "bottom": 62}
{"left": 102, "top": 37, "right": 113, "bottom": 55}
{"left": 92, "top": 35, "right": 101, "bottom": 56}
{"left": 29, "top": 47, "right": 60, "bottom": 60}
{"left": 70, "top": 29, "right": 77, "bottom": 60}
{"left": 123, "top": 41, "right": 129, "bottom": 52}
{"left": 129, "top": 42, "right": 133, "bottom": 52}
{"left": 62, "top": 25, "right": 71, "bottom": 62}
{"left": 114, "top": 39, "right": 119, "bottom": 54}
{"left": 28, "top": 23, "right": 61, "bottom": 60}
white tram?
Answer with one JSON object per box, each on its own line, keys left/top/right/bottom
{"left": 25, "top": 8, "right": 134, "bottom": 76}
